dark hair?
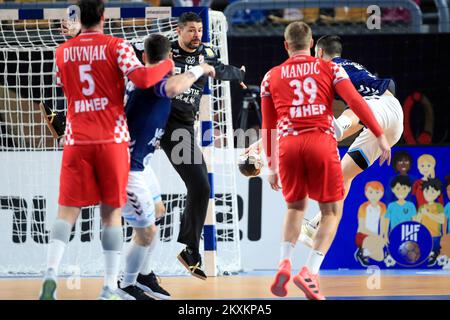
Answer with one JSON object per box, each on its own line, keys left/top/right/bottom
{"left": 316, "top": 35, "right": 343, "bottom": 57}
{"left": 423, "top": 178, "right": 442, "bottom": 192}
{"left": 392, "top": 151, "right": 413, "bottom": 168}
{"left": 178, "top": 12, "right": 203, "bottom": 27}
{"left": 77, "top": 0, "right": 105, "bottom": 29}
{"left": 445, "top": 174, "right": 450, "bottom": 188}
{"left": 390, "top": 175, "right": 412, "bottom": 188}
{"left": 238, "top": 159, "right": 261, "bottom": 177}
{"left": 144, "top": 34, "right": 171, "bottom": 64}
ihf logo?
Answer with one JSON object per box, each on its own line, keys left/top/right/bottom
{"left": 401, "top": 224, "right": 420, "bottom": 242}
{"left": 388, "top": 221, "right": 432, "bottom": 267}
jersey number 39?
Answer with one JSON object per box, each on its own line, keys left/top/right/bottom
{"left": 289, "top": 77, "right": 317, "bottom": 106}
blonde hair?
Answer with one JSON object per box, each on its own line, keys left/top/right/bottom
{"left": 284, "top": 21, "right": 312, "bottom": 51}
{"left": 417, "top": 154, "right": 436, "bottom": 178}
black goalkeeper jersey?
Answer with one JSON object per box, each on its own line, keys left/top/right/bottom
{"left": 131, "top": 40, "right": 244, "bottom": 124}
{"left": 169, "top": 41, "right": 245, "bottom": 124}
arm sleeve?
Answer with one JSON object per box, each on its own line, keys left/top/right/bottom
{"left": 335, "top": 79, "right": 383, "bottom": 137}
{"left": 127, "top": 60, "right": 174, "bottom": 89}
{"left": 154, "top": 77, "right": 169, "bottom": 98}
{"left": 213, "top": 62, "right": 245, "bottom": 82}
{"left": 261, "top": 96, "right": 278, "bottom": 173}
{"left": 260, "top": 70, "right": 278, "bottom": 172}
{"left": 207, "top": 48, "right": 245, "bottom": 82}
{"left": 116, "top": 41, "right": 144, "bottom": 76}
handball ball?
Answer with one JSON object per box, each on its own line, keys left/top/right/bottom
{"left": 398, "top": 241, "right": 421, "bottom": 263}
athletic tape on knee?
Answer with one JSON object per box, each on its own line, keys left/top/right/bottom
{"left": 50, "top": 219, "right": 72, "bottom": 243}
{"left": 102, "top": 226, "right": 124, "bottom": 251}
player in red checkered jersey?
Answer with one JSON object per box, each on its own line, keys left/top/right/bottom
{"left": 262, "top": 22, "right": 391, "bottom": 300}
{"left": 39, "top": 0, "right": 174, "bottom": 300}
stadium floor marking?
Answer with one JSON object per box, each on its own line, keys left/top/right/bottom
{"left": 1, "top": 272, "right": 450, "bottom": 300}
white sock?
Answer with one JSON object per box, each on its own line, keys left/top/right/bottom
{"left": 103, "top": 250, "right": 121, "bottom": 290}
{"left": 363, "top": 248, "right": 370, "bottom": 256}
{"left": 305, "top": 250, "right": 325, "bottom": 274}
{"left": 140, "top": 234, "right": 159, "bottom": 276}
{"left": 45, "top": 218, "right": 72, "bottom": 278}
{"left": 337, "top": 115, "right": 352, "bottom": 130}
{"left": 120, "top": 241, "right": 148, "bottom": 288}
{"left": 280, "top": 241, "right": 295, "bottom": 262}
{"left": 46, "top": 239, "right": 66, "bottom": 278}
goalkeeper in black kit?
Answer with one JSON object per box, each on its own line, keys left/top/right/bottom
{"left": 162, "top": 12, "right": 245, "bottom": 280}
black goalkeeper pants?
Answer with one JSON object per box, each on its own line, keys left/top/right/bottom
{"left": 160, "top": 117, "right": 210, "bottom": 251}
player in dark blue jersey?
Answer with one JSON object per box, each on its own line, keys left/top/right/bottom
{"left": 331, "top": 56, "right": 395, "bottom": 98}
{"left": 298, "top": 36, "right": 403, "bottom": 260}
{"left": 118, "top": 34, "right": 215, "bottom": 300}
{"left": 315, "top": 35, "right": 399, "bottom": 141}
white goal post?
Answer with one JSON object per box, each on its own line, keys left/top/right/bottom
{"left": 0, "top": 4, "right": 241, "bottom": 277}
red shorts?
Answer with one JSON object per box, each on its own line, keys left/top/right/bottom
{"left": 59, "top": 143, "right": 130, "bottom": 208}
{"left": 278, "top": 130, "right": 344, "bottom": 203}
{"left": 355, "top": 232, "right": 368, "bottom": 248}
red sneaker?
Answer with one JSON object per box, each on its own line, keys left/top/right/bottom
{"left": 270, "top": 259, "right": 291, "bottom": 297}
{"left": 293, "top": 267, "right": 325, "bottom": 300}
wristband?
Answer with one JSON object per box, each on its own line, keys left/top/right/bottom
{"left": 188, "top": 65, "right": 204, "bottom": 81}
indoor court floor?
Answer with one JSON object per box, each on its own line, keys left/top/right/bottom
{"left": 1, "top": 270, "right": 450, "bottom": 300}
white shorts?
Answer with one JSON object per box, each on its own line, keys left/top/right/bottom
{"left": 145, "top": 165, "right": 162, "bottom": 203}
{"left": 348, "top": 94, "right": 404, "bottom": 168}
{"left": 122, "top": 166, "right": 162, "bottom": 228}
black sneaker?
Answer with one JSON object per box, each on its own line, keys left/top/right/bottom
{"left": 354, "top": 248, "right": 370, "bottom": 267}
{"left": 117, "top": 282, "right": 155, "bottom": 300}
{"left": 136, "top": 272, "right": 171, "bottom": 300}
{"left": 177, "top": 247, "right": 207, "bottom": 280}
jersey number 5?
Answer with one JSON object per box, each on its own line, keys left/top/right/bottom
{"left": 79, "top": 64, "right": 95, "bottom": 96}
{"left": 289, "top": 77, "right": 317, "bottom": 106}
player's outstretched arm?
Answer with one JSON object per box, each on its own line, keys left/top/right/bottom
{"left": 206, "top": 48, "right": 247, "bottom": 88}
{"left": 242, "top": 138, "right": 263, "bottom": 156}
{"left": 115, "top": 41, "right": 174, "bottom": 90}
{"left": 164, "top": 63, "right": 215, "bottom": 98}
{"left": 128, "top": 60, "right": 174, "bottom": 89}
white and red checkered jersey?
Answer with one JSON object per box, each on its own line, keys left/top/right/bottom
{"left": 55, "top": 31, "right": 142, "bottom": 145}
{"left": 260, "top": 53, "right": 349, "bottom": 135}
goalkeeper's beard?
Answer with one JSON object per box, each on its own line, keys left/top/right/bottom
{"left": 185, "top": 39, "right": 201, "bottom": 50}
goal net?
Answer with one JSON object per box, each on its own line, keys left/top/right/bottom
{"left": 0, "top": 6, "right": 241, "bottom": 276}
